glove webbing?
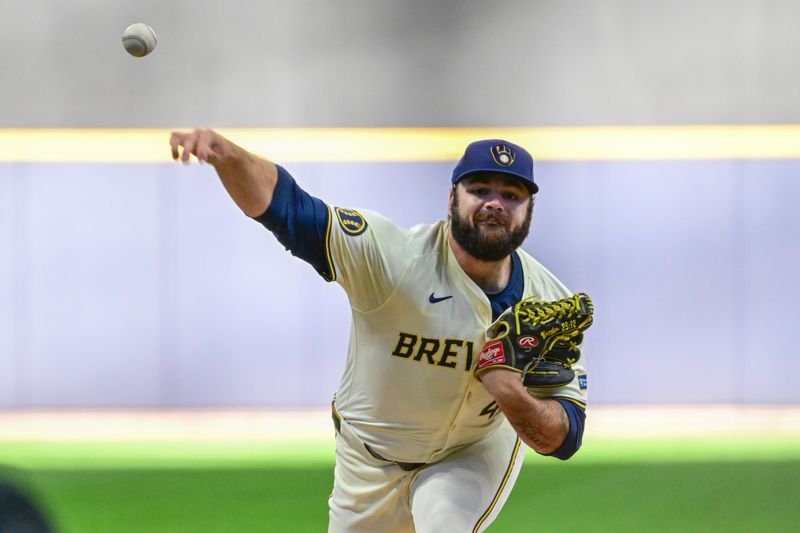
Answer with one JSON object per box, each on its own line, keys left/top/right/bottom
{"left": 513, "top": 293, "right": 585, "bottom": 332}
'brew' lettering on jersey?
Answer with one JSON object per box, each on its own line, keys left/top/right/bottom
{"left": 391, "top": 332, "right": 475, "bottom": 371}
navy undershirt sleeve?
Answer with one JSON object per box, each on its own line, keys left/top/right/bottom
{"left": 252, "top": 165, "right": 334, "bottom": 281}
{"left": 547, "top": 400, "right": 586, "bottom": 460}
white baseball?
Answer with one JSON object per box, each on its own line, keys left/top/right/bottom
{"left": 122, "top": 23, "right": 158, "bottom": 57}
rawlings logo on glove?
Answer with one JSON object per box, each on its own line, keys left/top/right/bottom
{"left": 477, "top": 341, "right": 507, "bottom": 367}
{"left": 474, "top": 293, "right": 594, "bottom": 389}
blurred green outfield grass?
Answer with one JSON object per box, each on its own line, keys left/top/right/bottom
{"left": 2, "top": 437, "right": 799, "bottom": 532}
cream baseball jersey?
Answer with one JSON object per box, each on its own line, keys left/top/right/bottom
{"left": 256, "top": 166, "right": 588, "bottom": 464}
{"left": 327, "top": 208, "right": 587, "bottom": 463}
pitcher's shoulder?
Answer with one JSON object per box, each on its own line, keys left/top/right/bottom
{"left": 332, "top": 209, "right": 445, "bottom": 260}
{"left": 516, "top": 249, "right": 573, "bottom": 300}
{"left": 404, "top": 219, "right": 448, "bottom": 255}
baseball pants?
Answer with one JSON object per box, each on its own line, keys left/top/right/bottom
{"left": 328, "top": 417, "right": 523, "bottom": 533}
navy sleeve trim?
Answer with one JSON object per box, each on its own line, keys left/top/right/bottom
{"left": 545, "top": 399, "right": 586, "bottom": 461}
{"left": 252, "top": 165, "right": 336, "bottom": 282}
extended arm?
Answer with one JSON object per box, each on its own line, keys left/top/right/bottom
{"left": 169, "top": 129, "right": 277, "bottom": 217}
{"left": 170, "top": 129, "right": 334, "bottom": 279}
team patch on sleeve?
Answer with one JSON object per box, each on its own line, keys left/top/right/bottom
{"left": 334, "top": 207, "right": 368, "bottom": 236}
{"left": 578, "top": 374, "right": 588, "bottom": 390}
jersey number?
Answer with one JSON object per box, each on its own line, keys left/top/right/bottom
{"left": 480, "top": 401, "right": 501, "bottom": 420}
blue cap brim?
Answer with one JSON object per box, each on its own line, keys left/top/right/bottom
{"left": 453, "top": 168, "right": 539, "bottom": 194}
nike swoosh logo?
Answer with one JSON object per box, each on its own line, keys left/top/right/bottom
{"left": 428, "top": 292, "right": 453, "bottom": 304}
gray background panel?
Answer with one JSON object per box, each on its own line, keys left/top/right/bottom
{"left": 2, "top": 0, "right": 799, "bottom": 127}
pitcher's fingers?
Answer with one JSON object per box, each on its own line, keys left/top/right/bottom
{"left": 204, "top": 147, "right": 221, "bottom": 164}
{"left": 196, "top": 147, "right": 216, "bottom": 163}
{"left": 196, "top": 130, "right": 222, "bottom": 164}
{"left": 199, "top": 144, "right": 221, "bottom": 163}
{"left": 180, "top": 133, "right": 197, "bottom": 163}
{"left": 193, "top": 130, "right": 212, "bottom": 162}
{"left": 169, "top": 132, "right": 186, "bottom": 160}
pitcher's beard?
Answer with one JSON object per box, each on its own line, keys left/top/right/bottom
{"left": 449, "top": 194, "right": 533, "bottom": 262}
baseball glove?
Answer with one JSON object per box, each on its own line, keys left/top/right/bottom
{"left": 474, "top": 292, "right": 594, "bottom": 389}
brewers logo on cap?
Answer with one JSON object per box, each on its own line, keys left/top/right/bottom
{"left": 335, "top": 207, "right": 368, "bottom": 236}
{"left": 490, "top": 144, "right": 515, "bottom": 166}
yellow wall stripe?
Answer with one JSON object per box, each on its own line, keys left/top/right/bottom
{"left": 2, "top": 126, "right": 800, "bottom": 163}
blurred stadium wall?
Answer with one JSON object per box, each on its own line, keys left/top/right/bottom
{"left": 1, "top": 0, "right": 799, "bottom": 408}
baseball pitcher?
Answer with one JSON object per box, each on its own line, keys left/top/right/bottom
{"left": 170, "top": 131, "right": 592, "bottom": 532}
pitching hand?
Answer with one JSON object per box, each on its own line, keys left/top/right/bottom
{"left": 169, "top": 128, "right": 227, "bottom": 165}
